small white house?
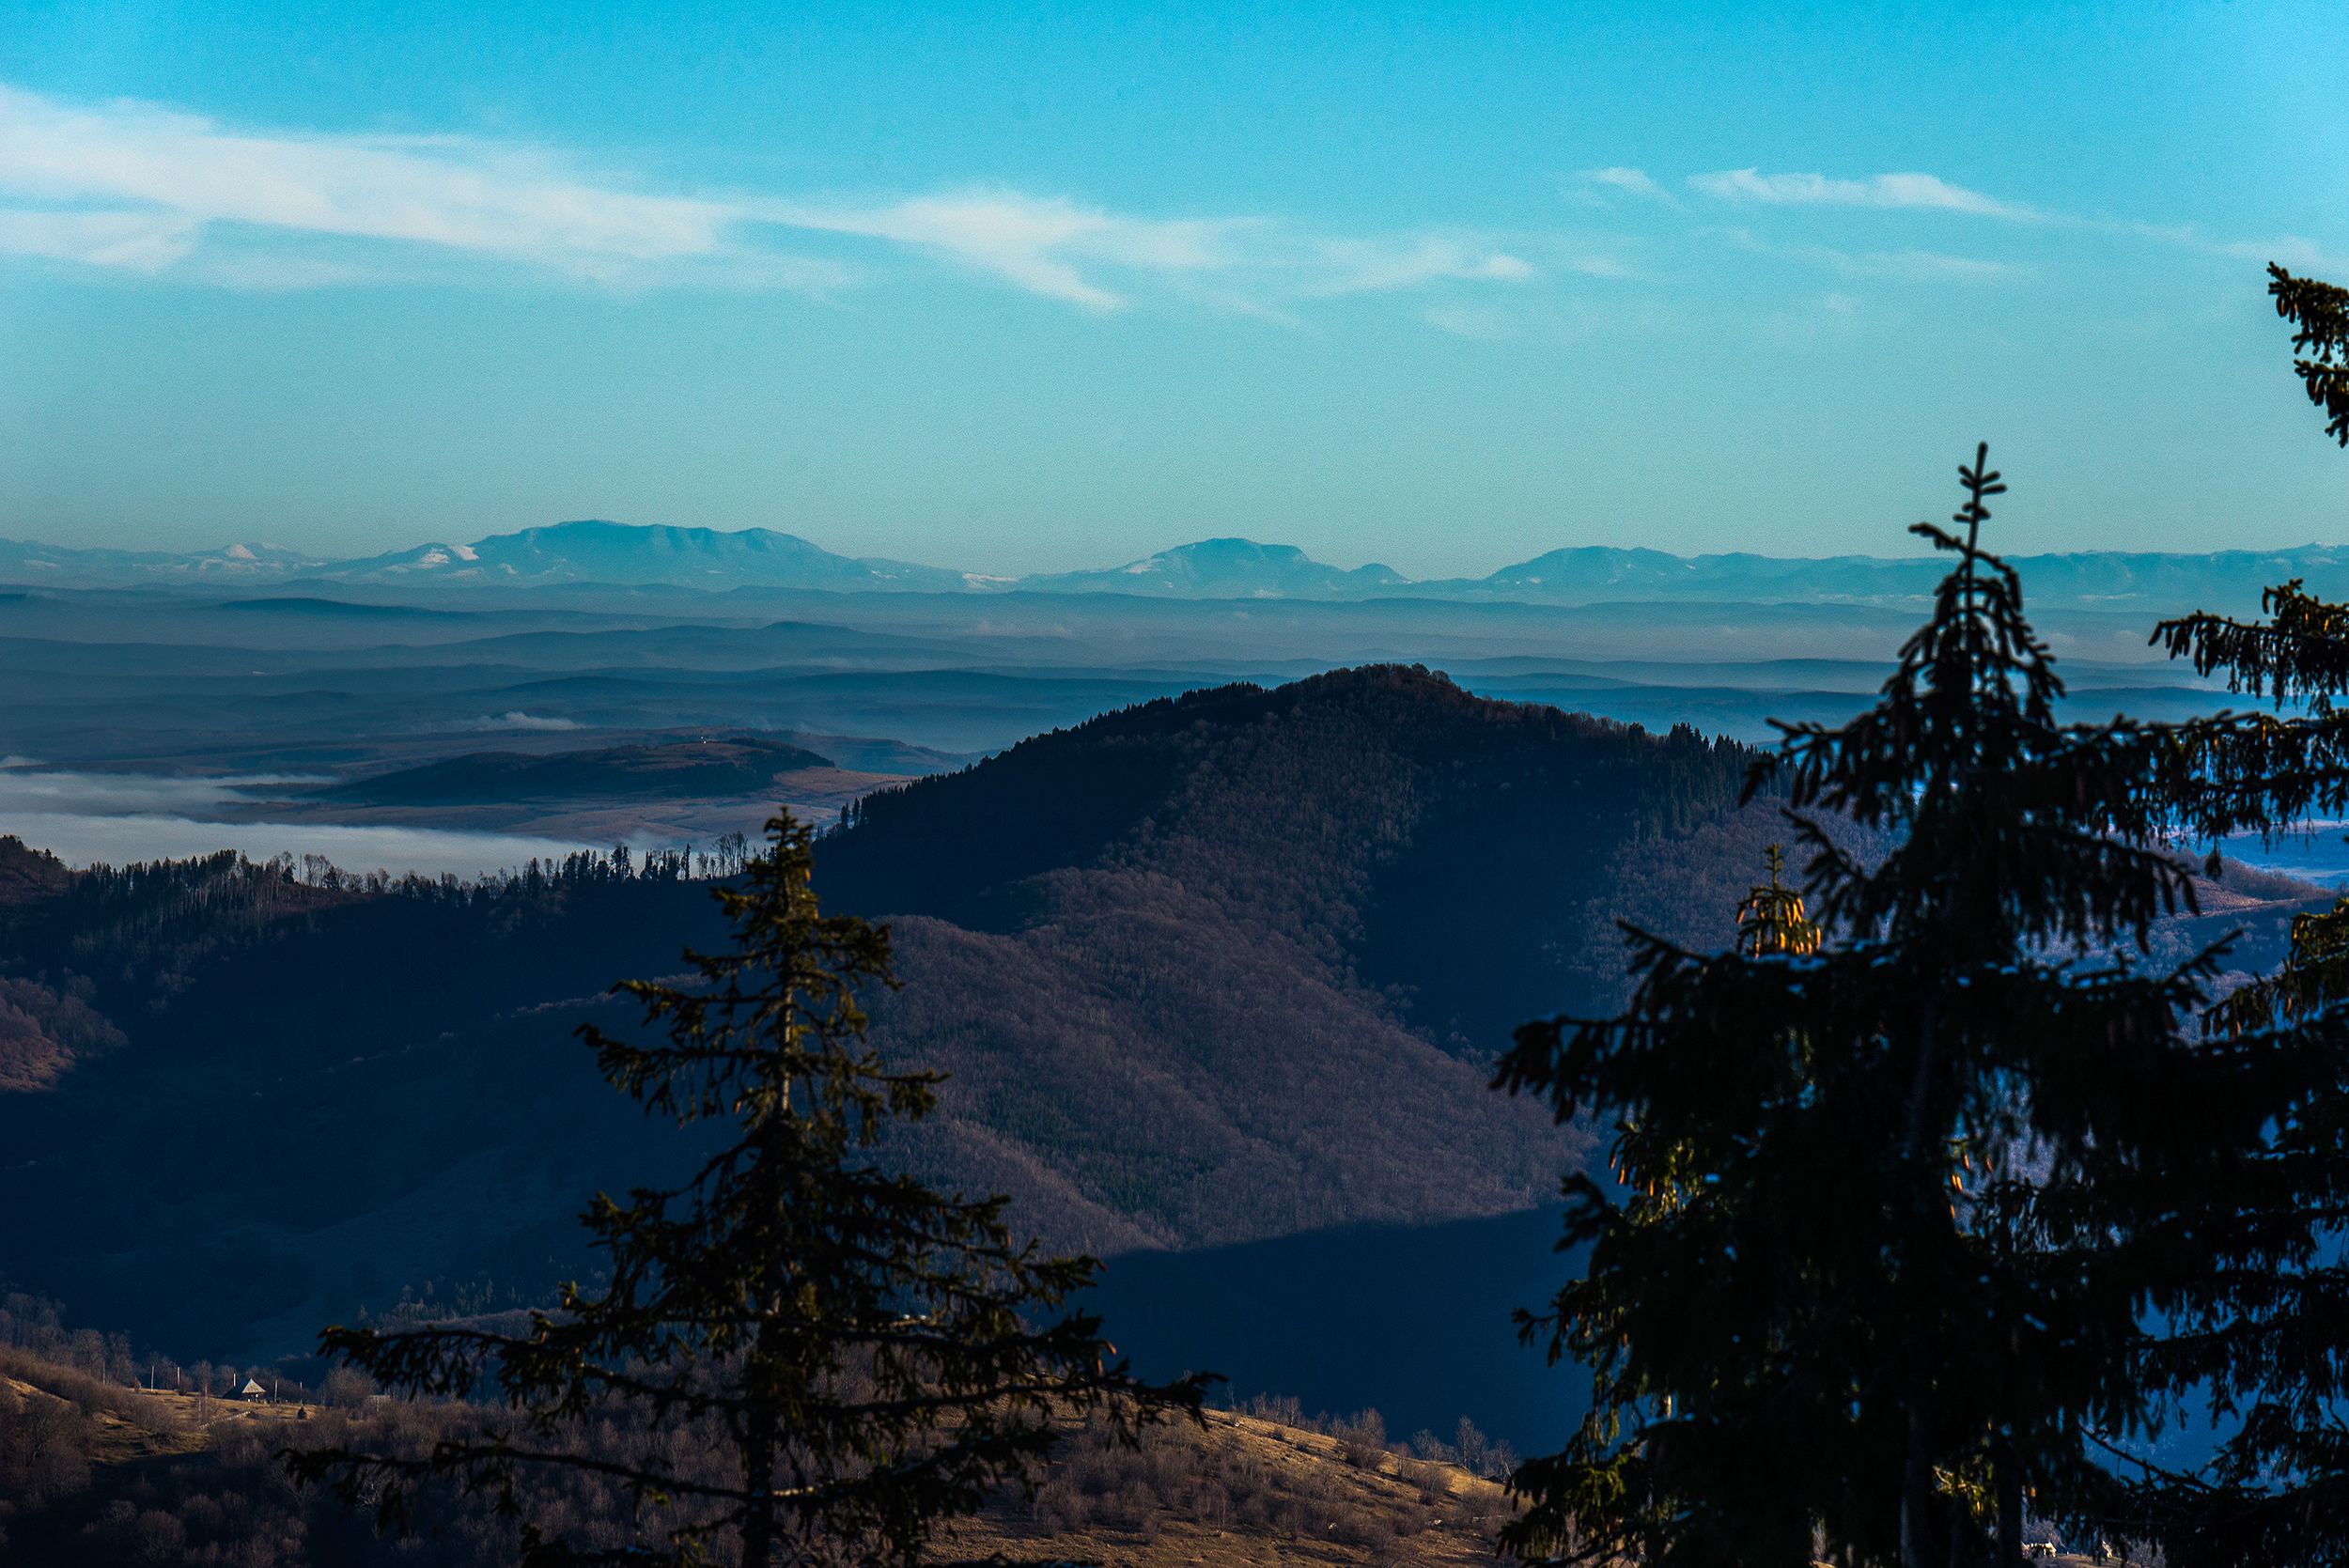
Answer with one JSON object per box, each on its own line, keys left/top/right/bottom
{"left": 240, "top": 1378, "right": 266, "bottom": 1402}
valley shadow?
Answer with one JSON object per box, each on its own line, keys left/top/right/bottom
{"left": 1075, "top": 1205, "right": 1588, "bottom": 1455}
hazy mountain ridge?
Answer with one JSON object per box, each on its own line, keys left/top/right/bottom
{"left": 8, "top": 522, "right": 2345, "bottom": 614}
{"left": 1017, "top": 538, "right": 1415, "bottom": 598}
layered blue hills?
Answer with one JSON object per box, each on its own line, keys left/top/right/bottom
{"left": 5, "top": 520, "right": 2345, "bottom": 614}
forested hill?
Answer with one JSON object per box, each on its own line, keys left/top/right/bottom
{"left": 820, "top": 664, "right": 1756, "bottom": 1050}
{"left": 0, "top": 665, "right": 1812, "bottom": 1363}
{"left": 809, "top": 665, "right": 1774, "bottom": 1254}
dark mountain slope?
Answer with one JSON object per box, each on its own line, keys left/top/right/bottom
{"left": 868, "top": 876, "right": 1570, "bottom": 1254}
{"left": 0, "top": 848, "right": 729, "bottom": 1356}
{"left": 795, "top": 666, "right": 1762, "bottom": 1249}
{"left": 820, "top": 664, "right": 1754, "bottom": 1048}
{"left": 0, "top": 667, "right": 1770, "bottom": 1365}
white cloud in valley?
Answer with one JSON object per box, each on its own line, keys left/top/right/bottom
{"left": 0, "top": 768, "right": 608, "bottom": 876}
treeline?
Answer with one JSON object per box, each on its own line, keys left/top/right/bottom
{"left": 0, "top": 831, "right": 752, "bottom": 1042}
{"left": 0, "top": 1290, "right": 319, "bottom": 1413}
{"left": 1225, "top": 1394, "right": 1522, "bottom": 1482}
{"left": 65, "top": 830, "right": 754, "bottom": 908}
{"left": 0, "top": 831, "right": 741, "bottom": 1038}
{"left": 0, "top": 1293, "right": 147, "bottom": 1393}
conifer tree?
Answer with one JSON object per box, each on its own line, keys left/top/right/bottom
{"left": 1492, "top": 448, "right": 2298, "bottom": 1568}
{"left": 283, "top": 813, "right": 1210, "bottom": 1568}
{"left": 2103, "top": 263, "right": 2349, "bottom": 1568}
{"left": 1735, "top": 845, "right": 1821, "bottom": 958}
{"left": 2266, "top": 264, "right": 2349, "bottom": 448}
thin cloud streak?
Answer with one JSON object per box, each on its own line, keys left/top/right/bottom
{"left": 1688, "top": 165, "right": 2339, "bottom": 277}
{"left": 754, "top": 191, "right": 1251, "bottom": 309}
{"left": 2211, "top": 232, "right": 2344, "bottom": 274}
{"left": 1691, "top": 168, "right": 2037, "bottom": 222}
{"left": 761, "top": 190, "right": 1538, "bottom": 310}
{"left": 1717, "top": 225, "right": 2015, "bottom": 282}
{"left": 0, "top": 85, "right": 1541, "bottom": 313}
{"left": 0, "top": 207, "right": 200, "bottom": 270}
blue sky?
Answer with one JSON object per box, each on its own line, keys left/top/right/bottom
{"left": 2, "top": 0, "right": 2344, "bottom": 579}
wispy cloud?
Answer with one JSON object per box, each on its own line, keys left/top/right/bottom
{"left": 1718, "top": 225, "right": 2015, "bottom": 283}
{"left": 1573, "top": 167, "right": 1672, "bottom": 206}
{"left": 2209, "top": 232, "right": 2345, "bottom": 275}
{"left": 1300, "top": 232, "right": 1539, "bottom": 296}
{"left": 763, "top": 191, "right": 1539, "bottom": 310}
{"left": 1690, "top": 165, "right": 2346, "bottom": 276}
{"left": 1691, "top": 168, "right": 2037, "bottom": 223}
{"left": 1425, "top": 295, "right": 1675, "bottom": 345}
{"left": 1846, "top": 250, "right": 2014, "bottom": 280}
{"left": 0, "top": 85, "right": 747, "bottom": 276}
{"left": 1806, "top": 246, "right": 2014, "bottom": 282}
{"left": 0, "top": 207, "right": 200, "bottom": 271}
{"left": 759, "top": 191, "right": 1253, "bottom": 310}
{"left": 0, "top": 85, "right": 1541, "bottom": 314}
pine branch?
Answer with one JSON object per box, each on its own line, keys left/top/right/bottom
{"left": 2271, "top": 263, "right": 2349, "bottom": 447}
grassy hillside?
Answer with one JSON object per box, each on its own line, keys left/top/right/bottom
{"left": 0, "top": 1302, "right": 2129, "bottom": 1567}
{"left": 0, "top": 1317, "right": 1530, "bottom": 1568}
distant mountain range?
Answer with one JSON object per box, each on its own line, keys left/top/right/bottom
{"left": 6, "top": 520, "right": 2347, "bottom": 613}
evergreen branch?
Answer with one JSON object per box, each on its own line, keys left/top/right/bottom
{"left": 2272, "top": 263, "right": 2349, "bottom": 447}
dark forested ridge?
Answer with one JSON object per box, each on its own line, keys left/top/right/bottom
{"left": 0, "top": 844, "right": 728, "bottom": 1357}
{"left": 801, "top": 666, "right": 1774, "bottom": 1252}
{"left": 309, "top": 734, "right": 837, "bottom": 805}
{"left": 0, "top": 666, "right": 1792, "bottom": 1366}
{"left": 824, "top": 664, "right": 1758, "bottom": 1050}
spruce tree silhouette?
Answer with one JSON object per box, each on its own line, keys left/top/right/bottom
{"left": 282, "top": 813, "right": 1211, "bottom": 1568}
{"left": 2267, "top": 264, "right": 2349, "bottom": 448}
{"left": 2108, "top": 264, "right": 2349, "bottom": 1568}
{"left": 1492, "top": 448, "right": 2285, "bottom": 1568}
